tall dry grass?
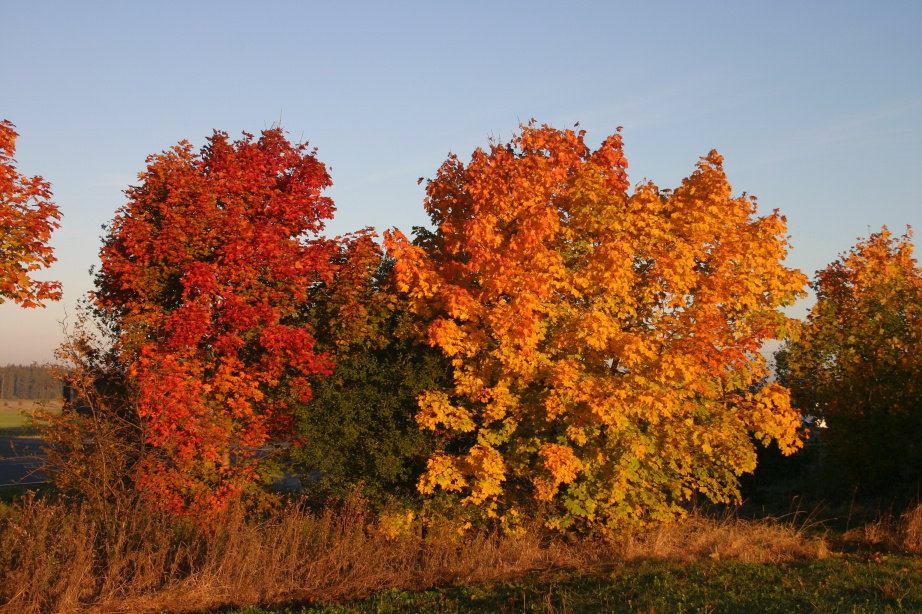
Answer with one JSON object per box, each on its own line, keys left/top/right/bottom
{"left": 0, "top": 495, "right": 829, "bottom": 614}
{"left": 848, "top": 503, "right": 922, "bottom": 553}
{"left": 620, "top": 509, "right": 829, "bottom": 563}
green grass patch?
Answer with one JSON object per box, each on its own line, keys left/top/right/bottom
{"left": 0, "top": 407, "right": 29, "bottom": 429}
{"left": 227, "top": 555, "right": 922, "bottom": 614}
{"left": 0, "top": 398, "right": 61, "bottom": 434}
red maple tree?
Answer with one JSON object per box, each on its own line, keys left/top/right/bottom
{"left": 0, "top": 120, "right": 61, "bottom": 307}
{"left": 95, "top": 128, "right": 373, "bottom": 517}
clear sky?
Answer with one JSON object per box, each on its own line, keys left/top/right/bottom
{"left": 1, "top": 0, "right": 920, "bottom": 365}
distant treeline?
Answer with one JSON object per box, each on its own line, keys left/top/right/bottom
{"left": 0, "top": 364, "right": 63, "bottom": 400}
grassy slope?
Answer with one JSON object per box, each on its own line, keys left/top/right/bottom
{"left": 229, "top": 555, "right": 922, "bottom": 613}
{"left": 0, "top": 411, "right": 24, "bottom": 429}
{"left": 0, "top": 399, "right": 62, "bottom": 431}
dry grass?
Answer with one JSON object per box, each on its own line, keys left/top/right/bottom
{"left": 848, "top": 503, "right": 922, "bottom": 554}
{"left": 620, "top": 510, "right": 829, "bottom": 563}
{"left": 0, "top": 495, "right": 829, "bottom": 614}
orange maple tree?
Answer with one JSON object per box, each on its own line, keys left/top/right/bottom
{"left": 386, "top": 122, "right": 807, "bottom": 534}
{"left": 94, "top": 128, "right": 373, "bottom": 518}
{"left": 0, "top": 120, "right": 61, "bottom": 307}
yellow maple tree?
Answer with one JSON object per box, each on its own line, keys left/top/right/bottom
{"left": 777, "top": 228, "right": 922, "bottom": 493}
{"left": 386, "top": 122, "right": 807, "bottom": 534}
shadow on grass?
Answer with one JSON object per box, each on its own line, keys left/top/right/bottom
{"left": 220, "top": 556, "right": 922, "bottom": 614}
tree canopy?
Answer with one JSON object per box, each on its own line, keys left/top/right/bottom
{"left": 94, "top": 128, "right": 366, "bottom": 517}
{"left": 777, "top": 228, "right": 922, "bottom": 493}
{"left": 386, "top": 122, "right": 807, "bottom": 534}
{"left": 291, "top": 252, "right": 453, "bottom": 507}
{"left": 0, "top": 120, "right": 61, "bottom": 307}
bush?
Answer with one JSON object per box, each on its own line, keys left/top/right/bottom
{"left": 292, "top": 255, "right": 453, "bottom": 508}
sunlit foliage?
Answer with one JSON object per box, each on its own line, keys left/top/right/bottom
{"left": 387, "top": 122, "right": 807, "bottom": 534}
{"left": 0, "top": 120, "right": 61, "bottom": 307}
{"left": 94, "top": 128, "right": 367, "bottom": 518}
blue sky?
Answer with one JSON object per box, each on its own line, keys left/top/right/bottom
{"left": 1, "top": 0, "right": 920, "bottom": 364}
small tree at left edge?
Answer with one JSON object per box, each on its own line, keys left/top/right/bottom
{"left": 0, "top": 120, "right": 61, "bottom": 307}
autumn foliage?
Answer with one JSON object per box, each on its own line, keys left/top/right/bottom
{"left": 777, "top": 228, "right": 922, "bottom": 492}
{"left": 94, "top": 128, "right": 370, "bottom": 517}
{"left": 386, "top": 123, "right": 807, "bottom": 534}
{"left": 0, "top": 120, "right": 61, "bottom": 307}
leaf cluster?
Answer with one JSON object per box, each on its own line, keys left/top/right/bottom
{"left": 0, "top": 120, "right": 61, "bottom": 307}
